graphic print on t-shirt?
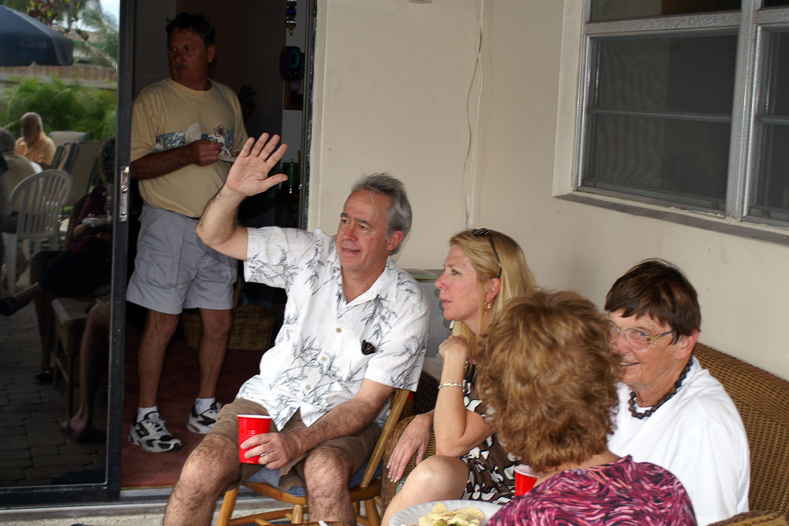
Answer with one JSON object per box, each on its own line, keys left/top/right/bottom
{"left": 154, "top": 121, "right": 235, "bottom": 153}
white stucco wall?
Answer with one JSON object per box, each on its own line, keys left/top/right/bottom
{"left": 308, "top": 0, "right": 478, "bottom": 254}
{"left": 309, "top": 0, "right": 789, "bottom": 380}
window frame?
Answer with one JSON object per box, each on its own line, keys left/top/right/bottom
{"left": 558, "top": 0, "right": 789, "bottom": 234}
{"left": 745, "top": 8, "right": 789, "bottom": 226}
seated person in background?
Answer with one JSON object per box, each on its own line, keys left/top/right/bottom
{"left": 60, "top": 299, "right": 111, "bottom": 443}
{"left": 0, "top": 139, "right": 115, "bottom": 316}
{"left": 1, "top": 127, "right": 38, "bottom": 286}
{"left": 0, "top": 128, "right": 37, "bottom": 194}
{"left": 480, "top": 290, "right": 697, "bottom": 526}
{"left": 381, "top": 229, "right": 536, "bottom": 526}
{"left": 14, "top": 113, "right": 56, "bottom": 170}
{"left": 163, "top": 134, "right": 430, "bottom": 526}
{"left": 606, "top": 259, "right": 749, "bottom": 525}
{"left": 1, "top": 127, "right": 37, "bottom": 225}
{"left": 0, "top": 153, "right": 9, "bottom": 288}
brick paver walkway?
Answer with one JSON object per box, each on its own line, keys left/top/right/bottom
{"left": 0, "top": 300, "right": 106, "bottom": 486}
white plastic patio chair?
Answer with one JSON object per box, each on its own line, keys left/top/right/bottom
{"left": 2, "top": 170, "right": 72, "bottom": 293}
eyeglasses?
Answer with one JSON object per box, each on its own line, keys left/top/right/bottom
{"left": 473, "top": 228, "right": 502, "bottom": 279}
{"left": 609, "top": 323, "right": 676, "bottom": 351}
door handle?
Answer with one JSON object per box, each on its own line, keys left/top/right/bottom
{"left": 119, "top": 166, "right": 129, "bottom": 222}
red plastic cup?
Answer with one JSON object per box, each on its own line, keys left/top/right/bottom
{"left": 514, "top": 464, "right": 538, "bottom": 495}
{"left": 238, "top": 414, "right": 272, "bottom": 464}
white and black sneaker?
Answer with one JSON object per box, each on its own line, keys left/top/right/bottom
{"left": 187, "top": 402, "right": 223, "bottom": 434}
{"left": 128, "top": 411, "right": 182, "bottom": 453}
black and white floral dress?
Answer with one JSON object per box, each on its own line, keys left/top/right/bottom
{"left": 460, "top": 367, "right": 517, "bottom": 504}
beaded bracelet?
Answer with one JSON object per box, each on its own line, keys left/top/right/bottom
{"left": 438, "top": 382, "right": 463, "bottom": 389}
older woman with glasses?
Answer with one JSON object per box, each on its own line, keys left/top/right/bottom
{"left": 606, "top": 260, "right": 749, "bottom": 526}
{"left": 381, "top": 229, "right": 535, "bottom": 526}
{"left": 480, "top": 290, "right": 696, "bottom": 526}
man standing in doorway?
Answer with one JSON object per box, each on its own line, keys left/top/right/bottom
{"left": 126, "top": 12, "right": 248, "bottom": 452}
{"left": 15, "top": 113, "right": 55, "bottom": 169}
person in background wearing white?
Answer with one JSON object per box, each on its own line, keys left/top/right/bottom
{"left": 0, "top": 127, "right": 37, "bottom": 294}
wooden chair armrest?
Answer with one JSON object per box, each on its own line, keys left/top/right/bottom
{"left": 707, "top": 511, "right": 788, "bottom": 526}
{"left": 359, "top": 388, "right": 411, "bottom": 488}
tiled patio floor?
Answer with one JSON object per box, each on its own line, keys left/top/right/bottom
{"left": 0, "top": 296, "right": 107, "bottom": 487}
{"left": 0, "top": 489, "right": 287, "bottom": 525}
{"left": 0, "top": 281, "right": 281, "bottom": 523}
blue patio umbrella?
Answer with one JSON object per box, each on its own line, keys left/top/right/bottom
{"left": 0, "top": 5, "right": 73, "bottom": 66}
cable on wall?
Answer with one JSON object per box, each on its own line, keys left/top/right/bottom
{"left": 462, "top": 0, "right": 485, "bottom": 227}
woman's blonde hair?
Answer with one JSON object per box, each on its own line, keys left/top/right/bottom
{"left": 475, "top": 289, "right": 621, "bottom": 472}
{"left": 449, "top": 229, "right": 535, "bottom": 349}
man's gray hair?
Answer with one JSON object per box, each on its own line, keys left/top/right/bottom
{"left": 21, "top": 112, "right": 43, "bottom": 127}
{"left": 351, "top": 173, "right": 412, "bottom": 255}
{"left": 0, "top": 128, "right": 15, "bottom": 154}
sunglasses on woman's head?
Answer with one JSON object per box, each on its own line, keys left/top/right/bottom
{"left": 473, "top": 228, "right": 502, "bottom": 279}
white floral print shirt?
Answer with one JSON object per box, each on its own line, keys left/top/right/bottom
{"left": 236, "top": 227, "right": 430, "bottom": 428}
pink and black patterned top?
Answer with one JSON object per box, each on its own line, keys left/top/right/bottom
{"left": 487, "top": 456, "right": 696, "bottom": 526}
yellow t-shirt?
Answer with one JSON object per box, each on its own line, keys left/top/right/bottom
{"left": 130, "top": 78, "right": 249, "bottom": 217}
{"left": 15, "top": 131, "right": 56, "bottom": 167}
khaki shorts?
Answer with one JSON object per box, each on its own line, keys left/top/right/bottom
{"left": 210, "top": 398, "right": 381, "bottom": 490}
{"left": 127, "top": 204, "right": 236, "bottom": 314}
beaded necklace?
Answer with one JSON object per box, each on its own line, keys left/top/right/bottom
{"left": 628, "top": 359, "right": 692, "bottom": 419}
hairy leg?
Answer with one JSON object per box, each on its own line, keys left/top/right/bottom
{"left": 196, "top": 308, "right": 232, "bottom": 398}
{"left": 137, "top": 310, "right": 179, "bottom": 408}
{"left": 164, "top": 433, "right": 241, "bottom": 526}
{"left": 381, "top": 455, "right": 469, "bottom": 526}
{"left": 303, "top": 445, "right": 356, "bottom": 524}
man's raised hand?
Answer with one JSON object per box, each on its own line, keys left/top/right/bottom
{"left": 226, "top": 133, "right": 288, "bottom": 197}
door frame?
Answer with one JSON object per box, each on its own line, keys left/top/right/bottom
{"left": 298, "top": 0, "right": 316, "bottom": 229}
{"left": 0, "top": 0, "right": 132, "bottom": 505}
{"left": 0, "top": 0, "right": 317, "bottom": 506}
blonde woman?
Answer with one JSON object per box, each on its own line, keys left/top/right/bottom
{"left": 381, "top": 229, "right": 535, "bottom": 526}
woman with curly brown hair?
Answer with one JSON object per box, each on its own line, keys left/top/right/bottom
{"left": 478, "top": 290, "right": 696, "bottom": 526}
{"left": 381, "top": 229, "right": 535, "bottom": 526}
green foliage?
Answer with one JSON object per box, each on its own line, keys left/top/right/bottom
{"left": 0, "top": 0, "right": 32, "bottom": 12}
{"left": 75, "top": 1, "right": 119, "bottom": 68}
{"left": 22, "top": 0, "right": 87, "bottom": 31}
{"left": 0, "top": 76, "right": 116, "bottom": 140}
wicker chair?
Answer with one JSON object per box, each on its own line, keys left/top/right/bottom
{"left": 381, "top": 372, "right": 439, "bottom": 509}
{"left": 381, "top": 344, "right": 789, "bottom": 526}
{"left": 710, "top": 512, "right": 788, "bottom": 526}
{"left": 695, "top": 343, "right": 789, "bottom": 525}
{"left": 181, "top": 277, "right": 275, "bottom": 352}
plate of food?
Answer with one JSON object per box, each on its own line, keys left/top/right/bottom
{"left": 218, "top": 150, "right": 241, "bottom": 163}
{"left": 392, "top": 500, "right": 502, "bottom": 526}
{"left": 81, "top": 216, "right": 111, "bottom": 227}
